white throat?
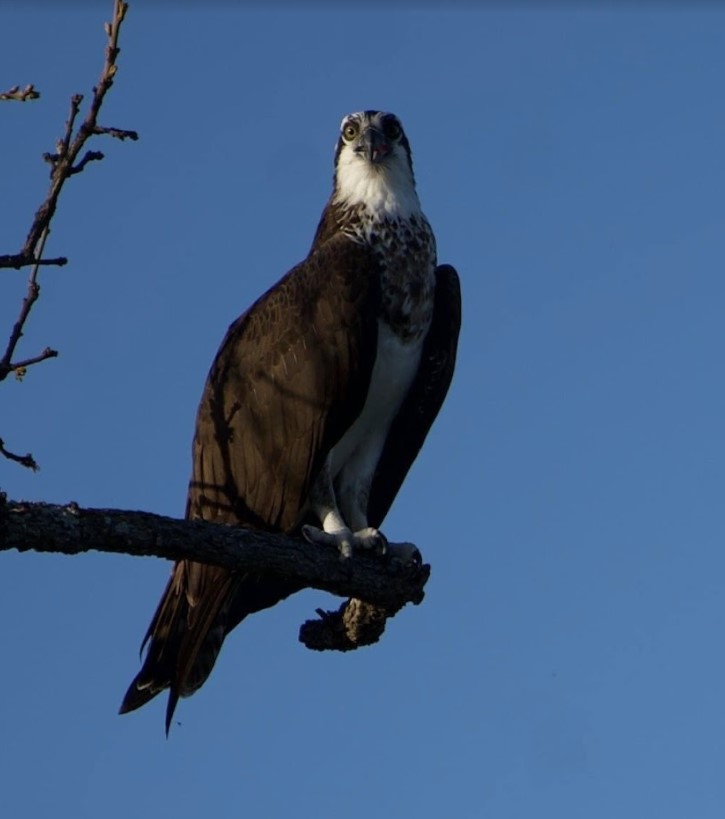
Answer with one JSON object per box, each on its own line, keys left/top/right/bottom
{"left": 333, "top": 153, "right": 421, "bottom": 221}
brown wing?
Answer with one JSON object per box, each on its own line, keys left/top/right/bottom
{"left": 187, "top": 233, "right": 379, "bottom": 531}
{"left": 367, "top": 264, "right": 461, "bottom": 528}
{"left": 120, "top": 234, "right": 381, "bottom": 731}
{"left": 308, "top": 201, "right": 342, "bottom": 253}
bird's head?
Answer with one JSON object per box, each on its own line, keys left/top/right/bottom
{"left": 332, "top": 110, "right": 420, "bottom": 218}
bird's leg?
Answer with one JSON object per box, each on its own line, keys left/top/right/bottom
{"left": 337, "top": 467, "right": 388, "bottom": 556}
{"left": 303, "top": 459, "right": 387, "bottom": 559}
{"left": 303, "top": 459, "right": 356, "bottom": 558}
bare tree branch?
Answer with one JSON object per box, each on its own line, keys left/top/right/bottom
{"left": 0, "top": 228, "right": 51, "bottom": 384}
{"left": 1, "top": 0, "right": 136, "bottom": 469}
{"left": 69, "top": 149, "right": 105, "bottom": 176}
{"left": 300, "top": 598, "right": 392, "bottom": 652}
{"left": 2, "top": 1, "right": 134, "bottom": 272}
{"left": 92, "top": 125, "right": 139, "bottom": 141}
{"left": 0, "top": 84, "right": 40, "bottom": 102}
{"left": 0, "top": 496, "right": 430, "bottom": 650}
{"left": 0, "top": 443, "right": 38, "bottom": 472}
{"left": 0, "top": 254, "right": 67, "bottom": 270}
{"left": 0, "top": 347, "right": 58, "bottom": 377}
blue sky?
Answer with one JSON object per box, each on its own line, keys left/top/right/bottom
{"left": 3, "top": 3, "right": 725, "bottom": 817}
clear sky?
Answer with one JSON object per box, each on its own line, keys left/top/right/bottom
{"left": 3, "top": 2, "right": 725, "bottom": 817}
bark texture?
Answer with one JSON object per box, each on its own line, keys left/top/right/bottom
{"left": 0, "top": 496, "right": 430, "bottom": 650}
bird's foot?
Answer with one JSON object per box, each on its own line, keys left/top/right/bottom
{"left": 352, "top": 527, "right": 388, "bottom": 556}
{"left": 302, "top": 525, "right": 388, "bottom": 560}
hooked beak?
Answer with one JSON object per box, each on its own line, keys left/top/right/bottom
{"left": 355, "top": 126, "right": 390, "bottom": 164}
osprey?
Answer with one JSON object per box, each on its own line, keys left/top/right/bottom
{"left": 120, "top": 110, "right": 461, "bottom": 732}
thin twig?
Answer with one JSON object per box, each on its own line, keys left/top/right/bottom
{"left": 0, "top": 254, "right": 67, "bottom": 270}
{"left": 1, "top": 0, "right": 135, "bottom": 470}
{"left": 3, "top": 348, "right": 59, "bottom": 375}
{"left": 0, "top": 84, "right": 40, "bottom": 102}
{"left": 17, "top": 0, "right": 133, "bottom": 264}
{"left": 58, "top": 94, "right": 83, "bottom": 163}
{"left": 0, "top": 227, "right": 50, "bottom": 382}
{"left": 0, "top": 442, "right": 38, "bottom": 471}
{"left": 93, "top": 125, "right": 139, "bottom": 141}
{"left": 70, "top": 150, "right": 105, "bottom": 175}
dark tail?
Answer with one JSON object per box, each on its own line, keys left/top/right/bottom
{"left": 119, "top": 562, "right": 302, "bottom": 734}
{"left": 119, "top": 561, "right": 237, "bottom": 735}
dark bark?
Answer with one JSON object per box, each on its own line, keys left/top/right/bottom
{"left": 0, "top": 496, "right": 430, "bottom": 650}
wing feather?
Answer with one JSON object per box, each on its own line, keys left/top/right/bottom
{"left": 188, "top": 234, "right": 380, "bottom": 530}
{"left": 120, "top": 235, "right": 381, "bottom": 724}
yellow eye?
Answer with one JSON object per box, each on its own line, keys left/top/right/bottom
{"left": 383, "top": 119, "right": 401, "bottom": 140}
{"left": 342, "top": 122, "right": 358, "bottom": 141}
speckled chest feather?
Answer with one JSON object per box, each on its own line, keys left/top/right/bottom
{"left": 343, "top": 206, "right": 437, "bottom": 343}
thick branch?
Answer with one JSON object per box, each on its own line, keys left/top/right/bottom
{"left": 0, "top": 497, "right": 430, "bottom": 649}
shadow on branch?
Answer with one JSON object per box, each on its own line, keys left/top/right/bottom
{"left": 0, "top": 495, "right": 430, "bottom": 651}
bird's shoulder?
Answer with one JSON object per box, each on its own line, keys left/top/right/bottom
{"left": 215, "top": 232, "right": 380, "bottom": 370}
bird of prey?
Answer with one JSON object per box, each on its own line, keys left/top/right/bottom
{"left": 119, "top": 110, "right": 461, "bottom": 732}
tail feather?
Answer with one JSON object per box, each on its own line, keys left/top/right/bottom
{"left": 120, "top": 561, "right": 304, "bottom": 731}
{"left": 118, "top": 569, "right": 183, "bottom": 715}
{"left": 119, "top": 561, "right": 236, "bottom": 724}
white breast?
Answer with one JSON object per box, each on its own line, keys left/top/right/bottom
{"left": 329, "top": 321, "right": 424, "bottom": 526}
